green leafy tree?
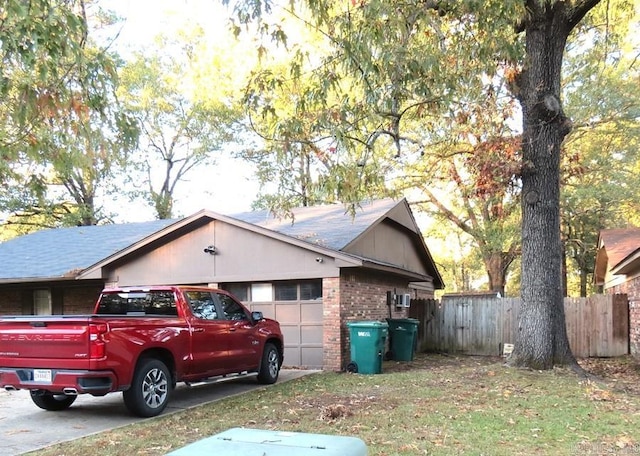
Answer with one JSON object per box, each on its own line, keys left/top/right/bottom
{"left": 0, "top": 1, "right": 137, "bottom": 229}
{"left": 118, "top": 26, "right": 244, "bottom": 219}
{"left": 401, "top": 75, "right": 522, "bottom": 296}
{"left": 227, "top": 0, "right": 623, "bottom": 369}
{"left": 560, "top": 4, "right": 640, "bottom": 296}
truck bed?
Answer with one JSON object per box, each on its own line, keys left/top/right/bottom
{"left": 0, "top": 316, "right": 94, "bottom": 368}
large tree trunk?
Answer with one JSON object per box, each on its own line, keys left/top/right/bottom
{"left": 508, "top": 1, "right": 599, "bottom": 369}
{"left": 484, "top": 251, "right": 515, "bottom": 297}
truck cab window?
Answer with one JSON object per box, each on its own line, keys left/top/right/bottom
{"left": 218, "top": 294, "right": 247, "bottom": 321}
{"left": 185, "top": 291, "right": 218, "bottom": 320}
{"left": 97, "top": 291, "right": 177, "bottom": 316}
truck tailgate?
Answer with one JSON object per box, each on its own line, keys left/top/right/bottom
{"left": 0, "top": 316, "right": 92, "bottom": 364}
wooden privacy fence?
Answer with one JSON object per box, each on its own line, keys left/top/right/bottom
{"left": 409, "top": 294, "right": 629, "bottom": 358}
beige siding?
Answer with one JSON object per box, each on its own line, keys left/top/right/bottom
{"left": 344, "top": 220, "right": 428, "bottom": 276}
{"left": 106, "top": 221, "right": 340, "bottom": 286}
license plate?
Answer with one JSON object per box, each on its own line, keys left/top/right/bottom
{"left": 33, "top": 369, "right": 52, "bottom": 383}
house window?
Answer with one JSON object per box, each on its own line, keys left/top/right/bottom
{"left": 274, "top": 283, "right": 298, "bottom": 301}
{"left": 225, "top": 283, "right": 249, "bottom": 301}
{"left": 223, "top": 280, "right": 323, "bottom": 302}
{"left": 251, "top": 283, "right": 273, "bottom": 301}
{"left": 33, "top": 289, "right": 52, "bottom": 315}
{"left": 300, "top": 281, "right": 322, "bottom": 300}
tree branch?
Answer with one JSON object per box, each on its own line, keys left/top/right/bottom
{"left": 567, "top": 0, "right": 602, "bottom": 31}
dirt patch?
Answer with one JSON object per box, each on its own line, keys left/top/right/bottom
{"left": 306, "top": 392, "right": 392, "bottom": 421}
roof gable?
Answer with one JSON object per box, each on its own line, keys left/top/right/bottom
{"left": 1, "top": 198, "right": 442, "bottom": 288}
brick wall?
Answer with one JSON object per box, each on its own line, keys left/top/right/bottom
{"left": 322, "top": 277, "right": 342, "bottom": 371}
{"left": 0, "top": 285, "right": 103, "bottom": 316}
{"left": 0, "top": 289, "right": 22, "bottom": 314}
{"left": 330, "top": 270, "right": 434, "bottom": 371}
{"left": 610, "top": 280, "right": 640, "bottom": 357}
{"left": 64, "top": 286, "right": 103, "bottom": 314}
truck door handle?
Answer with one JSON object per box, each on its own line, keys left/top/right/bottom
{"left": 229, "top": 328, "right": 237, "bottom": 332}
{"left": 193, "top": 328, "right": 204, "bottom": 332}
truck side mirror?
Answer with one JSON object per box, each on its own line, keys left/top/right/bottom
{"left": 251, "top": 311, "right": 264, "bottom": 322}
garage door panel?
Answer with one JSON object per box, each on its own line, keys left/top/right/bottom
{"left": 275, "top": 304, "right": 301, "bottom": 323}
{"left": 301, "top": 303, "right": 323, "bottom": 321}
{"left": 283, "top": 347, "right": 301, "bottom": 367}
{"left": 253, "top": 298, "right": 323, "bottom": 369}
{"left": 300, "top": 347, "right": 323, "bottom": 369}
{"left": 301, "top": 325, "right": 322, "bottom": 344}
{"left": 251, "top": 303, "right": 275, "bottom": 319}
{"left": 281, "top": 325, "right": 300, "bottom": 344}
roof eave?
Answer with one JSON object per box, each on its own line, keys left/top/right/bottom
{"left": 612, "top": 248, "right": 640, "bottom": 275}
{"left": 356, "top": 259, "right": 435, "bottom": 282}
{"left": 0, "top": 276, "right": 75, "bottom": 285}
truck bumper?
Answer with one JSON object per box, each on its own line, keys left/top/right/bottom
{"left": 0, "top": 368, "right": 117, "bottom": 396}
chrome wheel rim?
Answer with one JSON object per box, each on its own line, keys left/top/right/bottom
{"left": 267, "top": 349, "right": 279, "bottom": 378}
{"left": 142, "top": 367, "right": 168, "bottom": 409}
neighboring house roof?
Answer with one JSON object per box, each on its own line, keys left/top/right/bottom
{"left": 594, "top": 228, "right": 640, "bottom": 286}
{"left": 0, "top": 198, "right": 443, "bottom": 287}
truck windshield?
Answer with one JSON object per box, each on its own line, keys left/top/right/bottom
{"left": 96, "top": 291, "right": 178, "bottom": 316}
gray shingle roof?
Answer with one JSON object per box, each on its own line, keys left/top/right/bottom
{"left": 231, "top": 199, "right": 397, "bottom": 250}
{"left": 0, "top": 219, "right": 176, "bottom": 280}
{"left": 0, "top": 199, "right": 399, "bottom": 281}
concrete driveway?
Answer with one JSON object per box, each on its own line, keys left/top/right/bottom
{"left": 0, "top": 370, "right": 316, "bottom": 456}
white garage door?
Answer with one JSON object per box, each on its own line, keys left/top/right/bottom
{"left": 229, "top": 281, "right": 324, "bottom": 369}
{"left": 251, "top": 299, "right": 323, "bottom": 369}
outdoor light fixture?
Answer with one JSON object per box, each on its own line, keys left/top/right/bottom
{"left": 315, "top": 257, "right": 324, "bottom": 263}
{"left": 203, "top": 245, "right": 217, "bottom": 255}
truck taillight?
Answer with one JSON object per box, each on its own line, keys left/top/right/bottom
{"left": 89, "top": 323, "right": 108, "bottom": 359}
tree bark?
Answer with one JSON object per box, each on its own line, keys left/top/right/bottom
{"left": 508, "top": 1, "right": 600, "bottom": 369}
{"left": 484, "top": 251, "right": 516, "bottom": 297}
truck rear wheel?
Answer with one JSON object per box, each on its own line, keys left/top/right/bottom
{"left": 30, "top": 391, "right": 77, "bottom": 411}
{"left": 257, "top": 343, "right": 280, "bottom": 384}
{"left": 123, "top": 358, "right": 171, "bottom": 417}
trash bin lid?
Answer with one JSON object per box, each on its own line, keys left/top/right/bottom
{"left": 386, "top": 318, "right": 419, "bottom": 324}
{"left": 166, "top": 428, "right": 368, "bottom": 455}
{"left": 347, "top": 321, "right": 389, "bottom": 328}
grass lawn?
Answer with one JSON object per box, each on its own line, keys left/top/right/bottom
{"left": 28, "top": 355, "right": 640, "bottom": 456}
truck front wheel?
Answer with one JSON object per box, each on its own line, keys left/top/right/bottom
{"left": 30, "top": 391, "right": 77, "bottom": 411}
{"left": 257, "top": 343, "right": 281, "bottom": 384}
{"left": 123, "top": 358, "right": 171, "bottom": 417}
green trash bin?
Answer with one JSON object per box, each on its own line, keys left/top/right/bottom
{"left": 387, "top": 318, "right": 419, "bottom": 361}
{"left": 346, "top": 321, "right": 388, "bottom": 374}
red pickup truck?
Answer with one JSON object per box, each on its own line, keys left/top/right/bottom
{"left": 0, "top": 286, "right": 284, "bottom": 417}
